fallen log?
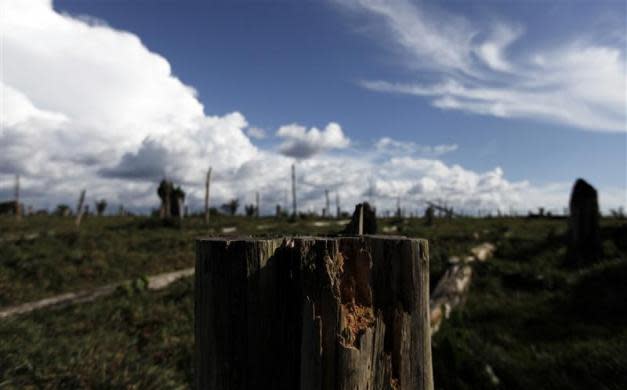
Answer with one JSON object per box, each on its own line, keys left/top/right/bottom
{"left": 429, "top": 264, "right": 472, "bottom": 334}
{"left": 0, "top": 268, "right": 194, "bottom": 320}
{"left": 429, "top": 242, "right": 495, "bottom": 334}
{"left": 470, "top": 242, "right": 496, "bottom": 262}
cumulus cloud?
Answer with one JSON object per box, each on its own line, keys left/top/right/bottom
{"left": 277, "top": 122, "right": 350, "bottom": 159}
{"left": 1, "top": 0, "right": 257, "bottom": 204}
{"left": 338, "top": 0, "right": 626, "bottom": 132}
{"left": 98, "top": 139, "right": 169, "bottom": 181}
{"left": 1, "top": 0, "right": 624, "bottom": 215}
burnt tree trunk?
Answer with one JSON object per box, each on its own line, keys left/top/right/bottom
{"left": 195, "top": 236, "right": 433, "bottom": 390}
{"left": 567, "top": 178, "right": 602, "bottom": 265}
{"left": 343, "top": 203, "right": 377, "bottom": 235}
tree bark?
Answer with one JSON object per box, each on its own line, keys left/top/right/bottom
{"left": 195, "top": 235, "right": 433, "bottom": 390}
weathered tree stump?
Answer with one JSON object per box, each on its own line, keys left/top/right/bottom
{"left": 343, "top": 203, "right": 378, "bottom": 235}
{"left": 567, "top": 178, "right": 601, "bottom": 265}
{"left": 195, "top": 236, "right": 433, "bottom": 390}
{"left": 424, "top": 207, "right": 434, "bottom": 227}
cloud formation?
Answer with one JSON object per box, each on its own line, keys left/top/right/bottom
{"left": 277, "top": 122, "right": 350, "bottom": 159}
{"left": 2, "top": 0, "right": 257, "bottom": 207}
{"left": 338, "top": 0, "right": 626, "bottom": 132}
{"left": 1, "top": 0, "right": 624, "bottom": 215}
{"left": 374, "top": 137, "right": 458, "bottom": 158}
{"left": 246, "top": 127, "right": 267, "bottom": 139}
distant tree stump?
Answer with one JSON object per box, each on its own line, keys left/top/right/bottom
{"left": 343, "top": 203, "right": 378, "bottom": 235}
{"left": 195, "top": 236, "right": 433, "bottom": 390}
{"left": 567, "top": 179, "right": 601, "bottom": 265}
{"left": 424, "top": 207, "right": 434, "bottom": 226}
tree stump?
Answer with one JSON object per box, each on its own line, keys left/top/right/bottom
{"left": 567, "top": 178, "right": 601, "bottom": 265}
{"left": 424, "top": 207, "right": 434, "bottom": 227}
{"left": 195, "top": 236, "right": 433, "bottom": 390}
{"left": 343, "top": 203, "right": 378, "bottom": 235}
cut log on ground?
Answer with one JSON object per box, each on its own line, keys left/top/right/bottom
{"left": 0, "top": 268, "right": 194, "bottom": 320}
{"left": 195, "top": 235, "right": 433, "bottom": 390}
{"left": 429, "top": 242, "right": 495, "bottom": 334}
{"left": 429, "top": 265, "right": 472, "bottom": 334}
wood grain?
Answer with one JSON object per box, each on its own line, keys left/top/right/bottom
{"left": 195, "top": 236, "right": 433, "bottom": 390}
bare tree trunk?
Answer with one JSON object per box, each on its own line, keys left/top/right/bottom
{"left": 255, "top": 191, "right": 260, "bottom": 218}
{"left": 325, "top": 189, "right": 330, "bottom": 218}
{"left": 205, "top": 167, "right": 212, "bottom": 225}
{"left": 358, "top": 204, "right": 364, "bottom": 235}
{"left": 14, "top": 174, "right": 21, "bottom": 221}
{"left": 195, "top": 236, "right": 433, "bottom": 390}
{"left": 165, "top": 183, "right": 171, "bottom": 218}
{"left": 160, "top": 202, "right": 166, "bottom": 219}
{"left": 291, "top": 164, "right": 297, "bottom": 218}
{"left": 75, "top": 189, "right": 86, "bottom": 228}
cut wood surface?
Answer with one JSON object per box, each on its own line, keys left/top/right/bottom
{"left": 195, "top": 235, "right": 433, "bottom": 390}
{"left": 0, "top": 267, "right": 194, "bottom": 320}
{"left": 429, "top": 242, "right": 495, "bottom": 334}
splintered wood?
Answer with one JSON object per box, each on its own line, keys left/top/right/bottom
{"left": 337, "top": 250, "right": 375, "bottom": 348}
{"left": 195, "top": 236, "right": 433, "bottom": 390}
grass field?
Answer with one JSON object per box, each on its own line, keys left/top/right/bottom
{"left": 1, "top": 215, "right": 625, "bottom": 389}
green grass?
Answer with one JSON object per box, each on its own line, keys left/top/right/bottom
{"left": 1, "top": 215, "right": 625, "bottom": 388}
{"left": 0, "top": 214, "right": 347, "bottom": 306}
{"left": 0, "top": 278, "right": 194, "bottom": 389}
{"left": 0, "top": 214, "right": 487, "bottom": 306}
{"left": 432, "top": 220, "right": 627, "bottom": 390}
{"left": 0, "top": 216, "right": 195, "bottom": 306}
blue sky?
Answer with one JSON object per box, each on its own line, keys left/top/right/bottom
{"left": 53, "top": 0, "right": 625, "bottom": 185}
{"left": 1, "top": 0, "right": 625, "bottom": 213}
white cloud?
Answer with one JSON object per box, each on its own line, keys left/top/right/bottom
{"left": 338, "top": 0, "right": 627, "bottom": 132}
{"left": 1, "top": 0, "right": 257, "bottom": 187}
{"left": 375, "top": 137, "right": 457, "bottom": 157}
{"left": 276, "top": 122, "right": 350, "bottom": 159}
{"left": 475, "top": 23, "right": 523, "bottom": 72}
{"left": 246, "top": 127, "right": 267, "bottom": 139}
{"left": 336, "top": 0, "right": 477, "bottom": 75}
{"left": 0, "top": 0, "right": 624, "bottom": 215}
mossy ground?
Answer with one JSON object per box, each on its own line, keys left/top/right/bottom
{"left": 0, "top": 215, "right": 625, "bottom": 388}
